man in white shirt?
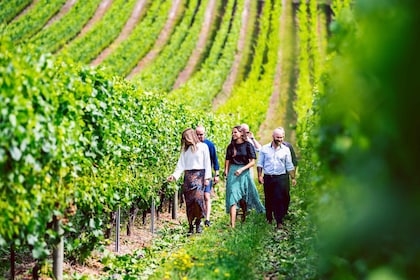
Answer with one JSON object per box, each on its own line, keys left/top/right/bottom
{"left": 257, "top": 127, "right": 297, "bottom": 230}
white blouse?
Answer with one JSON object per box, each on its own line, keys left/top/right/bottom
{"left": 172, "top": 142, "right": 212, "bottom": 180}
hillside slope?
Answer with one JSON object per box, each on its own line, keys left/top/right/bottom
{"left": 2, "top": 0, "right": 302, "bottom": 133}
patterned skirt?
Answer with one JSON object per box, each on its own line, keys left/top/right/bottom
{"left": 183, "top": 169, "right": 206, "bottom": 221}
{"left": 225, "top": 164, "right": 265, "bottom": 214}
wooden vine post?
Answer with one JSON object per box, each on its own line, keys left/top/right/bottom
{"left": 115, "top": 206, "right": 121, "bottom": 253}
{"left": 53, "top": 215, "right": 63, "bottom": 280}
{"left": 10, "top": 244, "right": 15, "bottom": 280}
{"left": 151, "top": 198, "right": 155, "bottom": 233}
{"left": 172, "top": 190, "right": 178, "bottom": 219}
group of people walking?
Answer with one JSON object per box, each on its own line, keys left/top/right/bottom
{"left": 167, "top": 124, "right": 297, "bottom": 233}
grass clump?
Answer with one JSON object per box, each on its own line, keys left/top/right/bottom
{"left": 150, "top": 212, "right": 270, "bottom": 280}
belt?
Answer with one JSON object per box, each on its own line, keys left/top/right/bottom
{"left": 264, "top": 174, "right": 287, "bottom": 178}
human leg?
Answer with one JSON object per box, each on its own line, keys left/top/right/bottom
{"left": 272, "top": 176, "right": 289, "bottom": 226}
{"left": 226, "top": 165, "right": 248, "bottom": 228}
{"left": 187, "top": 214, "right": 194, "bottom": 234}
{"left": 195, "top": 217, "right": 203, "bottom": 233}
{"left": 244, "top": 172, "right": 265, "bottom": 213}
{"left": 263, "top": 180, "right": 274, "bottom": 223}
{"left": 278, "top": 179, "right": 290, "bottom": 221}
{"left": 230, "top": 204, "right": 237, "bottom": 228}
{"left": 204, "top": 192, "right": 211, "bottom": 226}
{"left": 183, "top": 169, "right": 206, "bottom": 234}
{"left": 204, "top": 180, "right": 212, "bottom": 226}
{"left": 239, "top": 199, "right": 247, "bottom": 222}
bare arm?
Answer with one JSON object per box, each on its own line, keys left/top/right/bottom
{"left": 251, "top": 138, "right": 261, "bottom": 150}
{"left": 234, "top": 159, "right": 255, "bottom": 176}
{"left": 285, "top": 148, "right": 297, "bottom": 186}
{"left": 289, "top": 169, "right": 297, "bottom": 186}
{"left": 257, "top": 166, "right": 264, "bottom": 184}
{"left": 248, "top": 132, "right": 261, "bottom": 150}
{"left": 224, "top": 159, "right": 230, "bottom": 177}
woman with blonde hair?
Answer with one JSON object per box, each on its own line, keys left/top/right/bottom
{"left": 224, "top": 125, "right": 265, "bottom": 228}
{"left": 167, "top": 128, "right": 212, "bottom": 234}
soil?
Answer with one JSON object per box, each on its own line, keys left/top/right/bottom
{"left": 257, "top": 0, "right": 291, "bottom": 143}
{"left": 212, "top": 0, "right": 252, "bottom": 110}
{"left": 91, "top": 0, "right": 149, "bottom": 66}
{"left": 3, "top": 0, "right": 286, "bottom": 277}
{"left": 77, "top": 0, "right": 113, "bottom": 39}
{"left": 220, "top": 0, "right": 252, "bottom": 96}
{"left": 65, "top": 210, "right": 185, "bottom": 278}
{"left": 5, "top": 209, "right": 188, "bottom": 279}
{"left": 172, "top": 0, "right": 218, "bottom": 89}
{"left": 13, "top": 0, "right": 38, "bottom": 22}
{"left": 44, "top": 0, "right": 77, "bottom": 29}
{"left": 126, "top": 0, "right": 184, "bottom": 79}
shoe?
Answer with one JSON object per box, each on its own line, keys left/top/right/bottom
{"left": 196, "top": 224, "right": 203, "bottom": 233}
{"left": 204, "top": 220, "right": 211, "bottom": 227}
{"left": 267, "top": 220, "right": 273, "bottom": 225}
{"left": 188, "top": 224, "right": 194, "bottom": 234}
{"left": 276, "top": 223, "right": 283, "bottom": 230}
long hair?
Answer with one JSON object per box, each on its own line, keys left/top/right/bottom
{"left": 181, "top": 128, "right": 200, "bottom": 152}
{"left": 230, "top": 125, "right": 247, "bottom": 157}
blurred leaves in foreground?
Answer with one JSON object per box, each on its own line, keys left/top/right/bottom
{"left": 314, "top": 0, "right": 420, "bottom": 279}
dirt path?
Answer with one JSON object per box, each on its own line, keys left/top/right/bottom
{"left": 172, "top": 0, "right": 217, "bottom": 89}
{"left": 44, "top": 0, "right": 77, "bottom": 28}
{"left": 63, "top": 208, "right": 188, "bottom": 278}
{"left": 126, "top": 0, "right": 184, "bottom": 79}
{"left": 91, "top": 0, "right": 148, "bottom": 66}
{"left": 76, "top": 0, "right": 113, "bottom": 39}
{"left": 9, "top": 209, "right": 188, "bottom": 279}
{"left": 220, "top": 0, "right": 252, "bottom": 97}
{"left": 10, "top": 0, "right": 39, "bottom": 23}
{"left": 257, "top": 0, "right": 291, "bottom": 143}
{"left": 211, "top": 0, "right": 252, "bottom": 110}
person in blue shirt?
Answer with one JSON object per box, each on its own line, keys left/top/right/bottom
{"left": 257, "top": 127, "right": 297, "bottom": 230}
{"left": 196, "top": 125, "right": 220, "bottom": 227}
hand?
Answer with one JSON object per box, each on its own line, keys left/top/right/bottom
{"left": 204, "top": 179, "right": 210, "bottom": 186}
{"left": 214, "top": 176, "right": 219, "bottom": 185}
{"left": 291, "top": 178, "right": 297, "bottom": 186}
{"left": 258, "top": 175, "right": 264, "bottom": 184}
{"left": 167, "top": 175, "right": 175, "bottom": 182}
{"left": 234, "top": 168, "right": 243, "bottom": 176}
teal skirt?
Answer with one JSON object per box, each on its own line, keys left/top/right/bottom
{"left": 225, "top": 164, "right": 265, "bottom": 214}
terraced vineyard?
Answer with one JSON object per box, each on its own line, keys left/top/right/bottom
{"left": 2, "top": 0, "right": 302, "bottom": 131}
{"left": 1, "top": 0, "right": 419, "bottom": 279}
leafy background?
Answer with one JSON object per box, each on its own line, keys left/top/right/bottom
{"left": 1, "top": 0, "right": 420, "bottom": 279}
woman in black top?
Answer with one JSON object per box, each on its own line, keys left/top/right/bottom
{"left": 224, "top": 125, "right": 265, "bottom": 228}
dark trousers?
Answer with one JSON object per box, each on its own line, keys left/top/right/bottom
{"left": 263, "top": 175, "right": 290, "bottom": 225}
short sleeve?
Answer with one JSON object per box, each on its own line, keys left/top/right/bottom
{"left": 225, "top": 144, "right": 233, "bottom": 160}
{"left": 247, "top": 142, "right": 256, "bottom": 159}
